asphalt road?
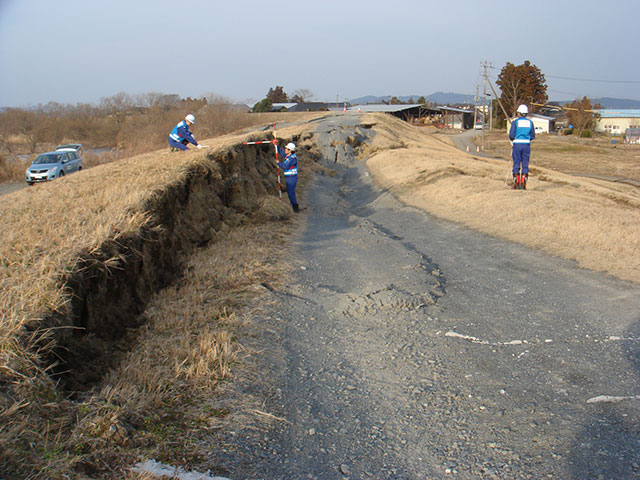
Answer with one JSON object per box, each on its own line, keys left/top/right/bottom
{"left": 0, "top": 182, "right": 26, "bottom": 195}
{"left": 208, "top": 114, "right": 640, "bottom": 479}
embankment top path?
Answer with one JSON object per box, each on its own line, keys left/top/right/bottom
{"left": 206, "top": 114, "right": 640, "bottom": 479}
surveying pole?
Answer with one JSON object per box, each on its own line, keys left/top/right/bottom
{"left": 241, "top": 123, "right": 282, "bottom": 199}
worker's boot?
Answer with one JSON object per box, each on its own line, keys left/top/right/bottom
{"left": 521, "top": 174, "right": 528, "bottom": 190}
{"left": 512, "top": 175, "right": 519, "bottom": 190}
{"left": 292, "top": 204, "right": 299, "bottom": 213}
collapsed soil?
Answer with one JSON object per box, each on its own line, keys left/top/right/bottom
{"left": 1, "top": 112, "right": 639, "bottom": 478}
{"left": 200, "top": 114, "right": 640, "bottom": 479}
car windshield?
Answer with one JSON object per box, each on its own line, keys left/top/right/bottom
{"left": 33, "top": 153, "right": 63, "bottom": 164}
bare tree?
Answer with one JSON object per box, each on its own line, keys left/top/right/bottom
{"left": 291, "top": 88, "right": 315, "bottom": 103}
{"left": 565, "top": 97, "right": 601, "bottom": 138}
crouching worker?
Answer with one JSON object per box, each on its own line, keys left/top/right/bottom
{"left": 169, "top": 114, "right": 204, "bottom": 151}
{"left": 276, "top": 142, "right": 299, "bottom": 212}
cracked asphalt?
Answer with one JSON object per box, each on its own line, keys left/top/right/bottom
{"left": 209, "top": 114, "right": 640, "bottom": 480}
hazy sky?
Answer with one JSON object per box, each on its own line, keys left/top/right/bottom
{"left": 1, "top": 0, "right": 639, "bottom": 107}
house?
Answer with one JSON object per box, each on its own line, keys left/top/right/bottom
{"left": 270, "top": 102, "right": 345, "bottom": 112}
{"left": 271, "top": 102, "right": 298, "bottom": 111}
{"left": 506, "top": 113, "right": 556, "bottom": 135}
{"left": 625, "top": 128, "right": 640, "bottom": 144}
{"left": 537, "top": 105, "right": 568, "bottom": 130}
{"left": 594, "top": 109, "right": 640, "bottom": 135}
{"left": 528, "top": 113, "right": 556, "bottom": 134}
{"left": 288, "top": 102, "right": 339, "bottom": 112}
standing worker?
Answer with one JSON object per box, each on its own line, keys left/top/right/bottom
{"left": 509, "top": 104, "right": 535, "bottom": 189}
{"left": 169, "top": 114, "right": 204, "bottom": 151}
{"left": 275, "top": 141, "right": 299, "bottom": 212}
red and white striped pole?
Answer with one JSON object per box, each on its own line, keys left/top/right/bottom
{"left": 241, "top": 140, "right": 275, "bottom": 145}
{"left": 272, "top": 123, "right": 282, "bottom": 199}
{"left": 241, "top": 124, "right": 283, "bottom": 199}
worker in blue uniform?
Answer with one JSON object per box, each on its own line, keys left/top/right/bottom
{"left": 509, "top": 104, "right": 535, "bottom": 189}
{"left": 276, "top": 142, "right": 299, "bottom": 212}
{"left": 169, "top": 114, "right": 203, "bottom": 151}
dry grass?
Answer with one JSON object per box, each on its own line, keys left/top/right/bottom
{"left": 60, "top": 221, "right": 292, "bottom": 477}
{"left": 0, "top": 154, "right": 30, "bottom": 182}
{"left": 0, "top": 115, "right": 318, "bottom": 478}
{"left": 3, "top": 110, "right": 637, "bottom": 477}
{"left": 478, "top": 130, "right": 640, "bottom": 180}
{"left": 363, "top": 113, "right": 640, "bottom": 283}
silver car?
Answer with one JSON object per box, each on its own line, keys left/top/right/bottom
{"left": 25, "top": 144, "right": 83, "bottom": 185}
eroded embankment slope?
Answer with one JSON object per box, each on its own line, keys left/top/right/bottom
{"left": 0, "top": 116, "right": 332, "bottom": 475}
{"left": 54, "top": 139, "right": 320, "bottom": 390}
{"left": 1, "top": 119, "right": 319, "bottom": 408}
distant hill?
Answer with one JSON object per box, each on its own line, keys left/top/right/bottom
{"left": 587, "top": 97, "right": 640, "bottom": 109}
{"left": 549, "top": 97, "right": 640, "bottom": 109}
{"left": 424, "top": 92, "right": 474, "bottom": 105}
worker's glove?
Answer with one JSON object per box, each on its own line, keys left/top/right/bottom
{"left": 197, "top": 144, "right": 203, "bottom": 149}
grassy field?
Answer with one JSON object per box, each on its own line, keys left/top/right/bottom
{"left": 1, "top": 112, "right": 638, "bottom": 478}
{"left": 478, "top": 130, "right": 640, "bottom": 180}
{"left": 365, "top": 115, "right": 639, "bottom": 284}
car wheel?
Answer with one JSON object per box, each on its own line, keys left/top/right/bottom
{"left": 26, "top": 182, "right": 33, "bottom": 186}
{"left": 59, "top": 171, "right": 65, "bottom": 177}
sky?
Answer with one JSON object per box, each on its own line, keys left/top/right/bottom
{"left": 1, "top": 0, "right": 639, "bottom": 108}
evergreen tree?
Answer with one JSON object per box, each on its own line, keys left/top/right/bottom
{"left": 496, "top": 60, "right": 548, "bottom": 118}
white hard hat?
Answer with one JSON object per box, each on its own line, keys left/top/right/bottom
{"left": 285, "top": 142, "right": 296, "bottom": 151}
{"left": 185, "top": 114, "right": 195, "bottom": 124}
{"left": 517, "top": 104, "right": 528, "bottom": 114}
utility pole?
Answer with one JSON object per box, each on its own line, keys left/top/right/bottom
{"left": 473, "top": 85, "right": 479, "bottom": 127}
{"left": 489, "top": 96, "right": 493, "bottom": 131}
{"left": 481, "top": 60, "right": 491, "bottom": 151}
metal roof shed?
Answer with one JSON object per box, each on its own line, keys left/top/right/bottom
{"left": 438, "top": 106, "right": 474, "bottom": 129}
{"left": 347, "top": 104, "right": 426, "bottom": 122}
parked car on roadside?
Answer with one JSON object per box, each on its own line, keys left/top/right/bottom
{"left": 25, "top": 144, "right": 83, "bottom": 185}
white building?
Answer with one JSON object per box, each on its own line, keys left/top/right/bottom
{"left": 594, "top": 109, "right": 640, "bottom": 135}
{"left": 507, "top": 113, "right": 555, "bottom": 134}
{"left": 528, "top": 113, "right": 555, "bottom": 134}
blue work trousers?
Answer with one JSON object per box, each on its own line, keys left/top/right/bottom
{"left": 285, "top": 175, "right": 298, "bottom": 206}
{"left": 512, "top": 143, "right": 531, "bottom": 175}
{"left": 169, "top": 138, "right": 189, "bottom": 151}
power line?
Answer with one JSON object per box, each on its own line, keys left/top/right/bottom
{"left": 488, "top": 65, "right": 639, "bottom": 84}
{"left": 544, "top": 75, "right": 640, "bottom": 84}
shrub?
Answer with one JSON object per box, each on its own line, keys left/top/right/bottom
{"left": 252, "top": 98, "right": 272, "bottom": 113}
